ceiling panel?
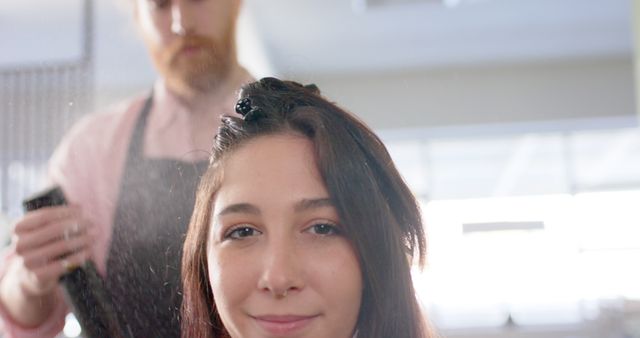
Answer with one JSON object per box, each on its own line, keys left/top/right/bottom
{"left": 243, "top": 0, "right": 632, "bottom": 75}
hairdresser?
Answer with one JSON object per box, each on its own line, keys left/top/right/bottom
{"left": 0, "top": 0, "right": 252, "bottom": 337}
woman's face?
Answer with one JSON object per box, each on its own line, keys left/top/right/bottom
{"left": 207, "top": 133, "right": 362, "bottom": 338}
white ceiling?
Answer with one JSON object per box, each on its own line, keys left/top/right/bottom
{"left": 242, "top": 0, "right": 632, "bottom": 76}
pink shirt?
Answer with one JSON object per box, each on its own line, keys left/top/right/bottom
{"left": 0, "top": 76, "right": 250, "bottom": 337}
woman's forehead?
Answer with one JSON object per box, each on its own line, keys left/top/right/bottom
{"left": 224, "top": 134, "right": 316, "bottom": 177}
{"left": 212, "top": 134, "right": 329, "bottom": 209}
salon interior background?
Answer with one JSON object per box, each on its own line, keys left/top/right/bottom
{"left": 1, "top": 0, "right": 639, "bottom": 337}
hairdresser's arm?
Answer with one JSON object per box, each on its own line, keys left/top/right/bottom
{"left": 0, "top": 257, "right": 59, "bottom": 327}
{"left": 0, "top": 207, "right": 92, "bottom": 337}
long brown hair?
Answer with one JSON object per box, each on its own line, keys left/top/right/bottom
{"left": 181, "top": 77, "right": 428, "bottom": 338}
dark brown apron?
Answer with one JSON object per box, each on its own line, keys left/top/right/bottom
{"left": 105, "top": 95, "right": 208, "bottom": 338}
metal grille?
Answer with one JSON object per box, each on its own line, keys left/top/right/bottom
{"left": 0, "top": 0, "right": 94, "bottom": 218}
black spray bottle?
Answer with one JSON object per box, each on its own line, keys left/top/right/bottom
{"left": 23, "top": 186, "right": 127, "bottom": 338}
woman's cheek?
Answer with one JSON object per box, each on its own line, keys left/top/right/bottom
{"left": 208, "top": 246, "right": 255, "bottom": 296}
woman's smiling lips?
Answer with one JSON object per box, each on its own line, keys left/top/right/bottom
{"left": 253, "top": 314, "right": 319, "bottom": 335}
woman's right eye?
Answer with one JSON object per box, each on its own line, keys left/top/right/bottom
{"left": 225, "top": 226, "right": 261, "bottom": 240}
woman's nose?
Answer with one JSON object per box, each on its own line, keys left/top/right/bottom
{"left": 257, "top": 240, "right": 305, "bottom": 298}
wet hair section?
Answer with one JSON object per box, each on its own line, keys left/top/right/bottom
{"left": 182, "top": 77, "right": 430, "bottom": 338}
{"left": 211, "top": 77, "right": 326, "bottom": 161}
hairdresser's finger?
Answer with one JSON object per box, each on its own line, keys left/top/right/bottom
{"left": 14, "top": 217, "right": 88, "bottom": 254}
{"left": 13, "top": 206, "right": 80, "bottom": 233}
{"left": 31, "top": 249, "right": 90, "bottom": 283}
{"left": 22, "top": 232, "right": 92, "bottom": 270}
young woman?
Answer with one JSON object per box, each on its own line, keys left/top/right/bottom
{"left": 181, "top": 77, "right": 430, "bottom": 338}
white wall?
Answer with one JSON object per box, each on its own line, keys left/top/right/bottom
{"left": 314, "top": 56, "right": 635, "bottom": 130}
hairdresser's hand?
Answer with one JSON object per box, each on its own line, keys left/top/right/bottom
{"left": 8, "top": 205, "right": 94, "bottom": 297}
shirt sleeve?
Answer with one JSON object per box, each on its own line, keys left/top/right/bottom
{"left": 0, "top": 248, "right": 68, "bottom": 338}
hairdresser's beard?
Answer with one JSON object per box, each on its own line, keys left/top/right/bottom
{"left": 155, "top": 33, "right": 236, "bottom": 96}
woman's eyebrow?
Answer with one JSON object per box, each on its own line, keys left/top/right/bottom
{"left": 217, "top": 203, "right": 261, "bottom": 216}
{"left": 294, "top": 198, "right": 333, "bottom": 212}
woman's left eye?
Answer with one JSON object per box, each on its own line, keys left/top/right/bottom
{"left": 307, "top": 223, "right": 340, "bottom": 236}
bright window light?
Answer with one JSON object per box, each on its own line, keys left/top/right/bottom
{"left": 414, "top": 191, "right": 640, "bottom": 329}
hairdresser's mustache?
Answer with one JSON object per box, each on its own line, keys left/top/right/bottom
{"left": 166, "top": 34, "right": 218, "bottom": 62}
